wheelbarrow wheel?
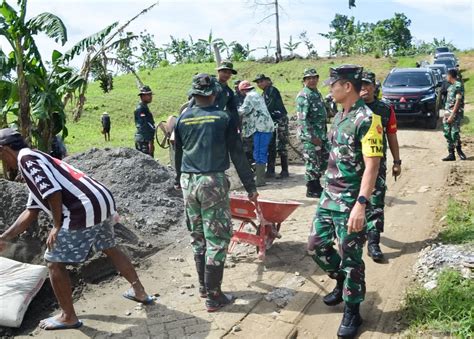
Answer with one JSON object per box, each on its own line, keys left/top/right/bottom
{"left": 155, "top": 121, "right": 170, "bottom": 149}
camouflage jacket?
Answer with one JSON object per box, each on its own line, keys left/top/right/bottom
{"left": 320, "top": 99, "right": 384, "bottom": 213}
{"left": 445, "top": 80, "right": 464, "bottom": 113}
{"left": 263, "top": 85, "right": 288, "bottom": 121}
{"left": 238, "top": 90, "right": 275, "bottom": 138}
{"left": 296, "top": 86, "right": 328, "bottom": 143}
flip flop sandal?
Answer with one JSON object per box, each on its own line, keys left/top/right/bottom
{"left": 122, "top": 288, "right": 154, "bottom": 305}
{"left": 40, "top": 317, "right": 83, "bottom": 330}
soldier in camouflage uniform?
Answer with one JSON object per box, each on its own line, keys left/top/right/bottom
{"left": 253, "top": 74, "right": 290, "bottom": 179}
{"left": 296, "top": 68, "right": 329, "bottom": 198}
{"left": 361, "top": 71, "right": 401, "bottom": 262}
{"left": 174, "top": 74, "right": 258, "bottom": 312}
{"left": 307, "top": 65, "right": 383, "bottom": 338}
{"left": 442, "top": 69, "right": 467, "bottom": 161}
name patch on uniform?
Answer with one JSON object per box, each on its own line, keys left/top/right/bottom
{"left": 361, "top": 114, "right": 384, "bottom": 157}
{"left": 181, "top": 115, "right": 220, "bottom": 125}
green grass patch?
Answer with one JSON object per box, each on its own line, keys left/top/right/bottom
{"left": 403, "top": 270, "right": 474, "bottom": 338}
{"left": 438, "top": 191, "right": 474, "bottom": 244}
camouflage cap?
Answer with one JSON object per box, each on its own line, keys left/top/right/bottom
{"left": 138, "top": 85, "right": 153, "bottom": 96}
{"left": 361, "top": 71, "right": 376, "bottom": 85}
{"left": 188, "top": 73, "right": 217, "bottom": 97}
{"left": 323, "top": 64, "right": 363, "bottom": 86}
{"left": 252, "top": 73, "right": 271, "bottom": 82}
{"left": 216, "top": 60, "right": 237, "bottom": 74}
{"left": 303, "top": 68, "right": 319, "bottom": 79}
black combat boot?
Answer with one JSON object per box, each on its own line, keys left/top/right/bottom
{"left": 306, "top": 180, "right": 323, "bottom": 198}
{"left": 277, "top": 155, "right": 289, "bottom": 179}
{"left": 266, "top": 152, "right": 276, "bottom": 178}
{"left": 456, "top": 143, "right": 467, "bottom": 160}
{"left": 323, "top": 277, "right": 344, "bottom": 306}
{"left": 194, "top": 254, "right": 206, "bottom": 298}
{"left": 442, "top": 148, "right": 456, "bottom": 161}
{"left": 367, "top": 231, "right": 384, "bottom": 262}
{"left": 205, "top": 265, "right": 234, "bottom": 312}
{"left": 337, "top": 303, "right": 363, "bottom": 338}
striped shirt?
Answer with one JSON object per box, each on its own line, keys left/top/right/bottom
{"left": 18, "top": 148, "right": 116, "bottom": 230}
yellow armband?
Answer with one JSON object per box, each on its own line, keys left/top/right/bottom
{"left": 361, "top": 114, "right": 383, "bottom": 157}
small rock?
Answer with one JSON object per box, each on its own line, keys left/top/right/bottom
{"left": 423, "top": 281, "right": 437, "bottom": 290}
{"left": 319, "top": 278, "right": 325, "bottom": 283}
{"left": 232, "top": 324, "right": 242, "bottom": 332}
{"left": 135, "top": 305, "right": 143, "bottom": 311}
{"left": 271, "top": 311, "right": 280, "bottom": 318}
{"left": 188, "top": 293, "right": 194, "bottom": 297}
{"left": 183, "top": 273, "right": 192, "bottom": 277}
{"left": 180, "top": 284, "right": 195, "bottom": 289}
{"left": 180, "top": 290, "right": 186, "bottom": 295}
{"left": 417, "top": 186, "right": 431, "bottom": 193}
{"left": 125, "top": 310, "right": 132, "bottom": 316}
{"left": 295, "top": 271, "right": 300, "bottom": 276}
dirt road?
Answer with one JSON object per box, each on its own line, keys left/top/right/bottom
{"left": 15, "top": 124, "right": 464, "bottom": 339}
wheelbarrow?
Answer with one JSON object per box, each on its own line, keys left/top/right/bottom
{"left": 228, "top": 193, "right": 301, "bottom": 260}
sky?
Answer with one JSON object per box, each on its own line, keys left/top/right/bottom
{"left": 1, "top": 0, "right": 473, "bottom": 67}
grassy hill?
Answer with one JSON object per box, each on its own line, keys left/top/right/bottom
{"left": 65, "top": 52, "right": 474, "bottom": 161}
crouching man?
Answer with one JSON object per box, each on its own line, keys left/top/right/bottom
{"left": 0, "top": 128, "right": 152, "bottom": 331}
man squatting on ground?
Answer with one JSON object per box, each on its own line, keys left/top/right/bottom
{"left": 0, "top": 128, "right": 151, "bottom": 331}
{"left": 307, "top": 65, "right": 383, "bottom": 338}
{"left": 360, "top": 71, "right": 401, "bottom": 262}
{"left": 174, "top": 73, "right": 258, "bottom": 312}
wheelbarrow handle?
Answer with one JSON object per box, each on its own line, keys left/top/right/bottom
{"left": 253, "top": 200, "right": 268, "bottom": 226}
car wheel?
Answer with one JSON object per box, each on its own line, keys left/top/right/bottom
{"left": 426, "top": 113, "right": 438, "bottom": 129}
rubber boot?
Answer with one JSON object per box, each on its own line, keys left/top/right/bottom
{"left": 194, "top": 254, "right": 207, "bottom": 298}
{"left": 255, "top": 164, "right": 266, "bottom": 187}
{"left": 456, "top": 143, "right": 467, "bottom": 160}
{"left": 205, "top": 265, "right": 234, "bottom": 312}
{"left": 306, "top": 180, "right": 323, "bottom": 198}
{"left": 367, "top": 230, "right": 384, "bottom": 263}
{"left": 266, "top": 152, "right": 276, "bottom": 178}
{"left": 442, "top": 148, "right": 456, "bottom": 161}
{"left": 323, "top": 277, "right": 344, "bottom": 306}
{"left": 277, "top": 155, "right": 289, "bottom": 179}
{"left": 337, "top": 303, "right": 363, "bottom": 338}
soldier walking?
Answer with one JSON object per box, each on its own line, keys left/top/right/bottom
{"left": 174, "top": 74, "right": 258, "bottom": 312}
{"left": 442, "top": 69, "right": 467, "bottom": 161}
{"left": 296, "top": 68, "right": 329, "bottom": 198}
{"left": 307, "top": 65, "right": 383, "bottom": 338}
{"left": 134, "top": 85, "right": 156, "bottom": 157}
{"left": 253, "top": 74, "right": 290, "bottom": 179}
{"left": 360, "top": 71, "right": 401, "bottom": 262}
{"left": 101, "top": 112, "right": 111, "bottom": 141}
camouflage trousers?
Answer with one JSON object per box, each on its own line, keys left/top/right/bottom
{"left": 302, "top": 141, "right": 329, "bottom": 182}
{"left": 366, "top": 161, "right": 387, "bottom": 233}
{"left": 268, "top": 117, "right": 289, "bottom": 159}
{"left": 180, "top": 172, "right": 232, "bottom": 267}
{"left": 443, "top": 115, "right": 462, "bottom": 150}
{"left": 308, "top": 207, "right": 367, "bottom": 304}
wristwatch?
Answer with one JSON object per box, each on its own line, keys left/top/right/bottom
{"left": 357, "top": 196, "right": 369, "bottom": 205}
{"left": 393, "top": 160, "right": 402, "bottom": 165}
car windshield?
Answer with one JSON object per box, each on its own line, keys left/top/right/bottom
{"left": 434, "top": 59, "right": 455, "bottom": 68}
{"left": 384, "top": 72, "right": 433, "bottom": 88}
{"left": 435, "top": 47, "right": 449, "bottom": 53}
{"left": 437, "top": 53, "right": 455, "bottom": 58}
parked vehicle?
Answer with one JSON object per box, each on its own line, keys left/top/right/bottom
{"left": 382, "top": 68, "right": 440, "bottom": 129}
{"left": 426, "top": 64, "right": 448, "bottom": 78}
{"left": 434, "top": 46, "right": 450, "bottom": 59}
{"left": 434, "top": 58, "right": 458, "bottom": 71}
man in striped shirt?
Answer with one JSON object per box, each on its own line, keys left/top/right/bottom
{"left": 0, "top": 128, "right": 152, "bottom": 331}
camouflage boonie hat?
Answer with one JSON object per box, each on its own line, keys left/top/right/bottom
{"left": 303, "top": 68, "right": 319, "bottom": 79}
{"left": 188, "top": 73, "right": 217, "bottom": 97}
{"left": 323, "top": 64, "right": 363, "bottom": 86}
{"left": 138, "top": 85, "right": 153, "bottom": 96}
{"left": 361, "top": 71, "right": 376, "bottom": 85}
{"left": 216, "top": 60, "right": 237, "bottom": 74}
{"left": 253, "top": 73, "right": 271, "bottom": 82}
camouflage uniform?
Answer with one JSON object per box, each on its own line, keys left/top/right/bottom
{"left": 365, "top": 99, "right": 397, "bottom": 234}
{"left": 443, "top": 80, "right": 464, "bottom": 150}
{"left": 308, "top": 95, "right": 384, "bottom": 304}
{"left": 296, "top": 71, "right": 329, "bottom": 183}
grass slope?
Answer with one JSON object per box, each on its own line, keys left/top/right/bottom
{"left": 61, "top": 54, "right": 422, "bottom": 159}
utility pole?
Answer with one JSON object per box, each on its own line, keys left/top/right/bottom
{"left": 274, "top": 0, "right": 282, "bottom": 62}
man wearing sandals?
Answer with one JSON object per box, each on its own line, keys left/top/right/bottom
{"left": 0, "top": 128, "right": 152, "bottom": 330}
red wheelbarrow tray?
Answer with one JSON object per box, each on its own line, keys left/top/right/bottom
{"left": 229, "top": 193, "right": 301, "bottom": 224}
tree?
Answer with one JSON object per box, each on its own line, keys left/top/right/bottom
{"left": 0, "top": 0, "right": 68, "bottom": 139}
{"left": 283, "top": 35, "right": 300, "bottom": 56}
{"left": 62, "top": 2, "right": 157, "bottom": 121}
{"left": 251, "top": 0, "right": 283, "bottom": 62}
{"left": 137, "top": 30, "right": 163, "bottom": 70}
{"left": 259, "top": 40, "right": 275, "bottom": 58}
{"left": 298, "top": 31, "right": 317, "bottom": 58}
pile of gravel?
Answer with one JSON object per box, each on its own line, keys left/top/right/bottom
{"left": 413, "top": 243, "right": 474, "bottom": 290}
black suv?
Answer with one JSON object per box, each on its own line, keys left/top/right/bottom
{"left": 382, "top": 68, "right": 440, "bottom": 129}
